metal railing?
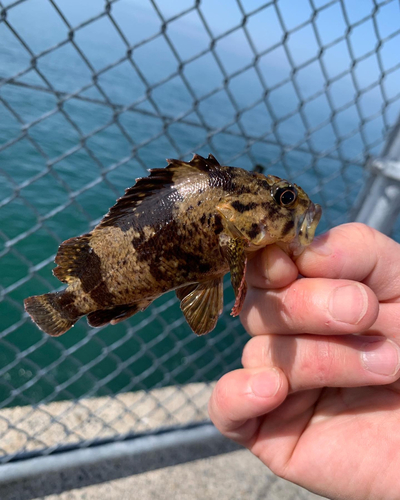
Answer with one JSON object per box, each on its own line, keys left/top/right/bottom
{"left": 0, "top": 0, "right": 400, "bottom": 485}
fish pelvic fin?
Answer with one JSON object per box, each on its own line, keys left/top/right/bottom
{"left": 24, "top": 292, "right": 79, "bottom": 336}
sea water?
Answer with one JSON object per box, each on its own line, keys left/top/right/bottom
{"left": 0, "top": 0, "right": 399, "bottom": 406}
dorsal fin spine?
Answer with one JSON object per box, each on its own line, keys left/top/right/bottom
{"left": 98, "top": 154, "right": 220, "bottom": 229}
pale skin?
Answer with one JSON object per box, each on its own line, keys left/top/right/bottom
{"left": 208, "top": 223, "right": 400, "bottom": 500}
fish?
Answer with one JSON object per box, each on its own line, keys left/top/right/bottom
{"left": 24, "top": 154, "right": 322, "bottom": 337}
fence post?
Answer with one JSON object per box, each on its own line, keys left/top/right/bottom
{"left": 352, "top": 114, "right": 400, "bottom": 235}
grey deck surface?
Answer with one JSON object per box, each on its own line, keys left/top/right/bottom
{"left": 1, "top": 448, "right": 326, "bottom": 500}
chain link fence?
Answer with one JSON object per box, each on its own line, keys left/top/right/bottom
{"left": 0, "top": 0, "right": 400, "bottom": 472}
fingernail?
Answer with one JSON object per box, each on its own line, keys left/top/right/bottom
{"left": 250, "top": 369, "right": 280, "bottom": 398}
{"left": 309, "top": 234, "right": 332, "bottom": 256}
{"left": 328, "top": 284, "right": 368, "bottom": 324}
{"left": 361, "top": 340, "right": 400, "bottom": 376}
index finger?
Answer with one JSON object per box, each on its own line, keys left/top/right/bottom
{"left": 296, "top": 223, "right": 400, "bottom": 302}
{"left": 246, "top": 244, "right": 298, "bottom": 289}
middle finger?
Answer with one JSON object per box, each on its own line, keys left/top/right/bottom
{"left": 241, "top": 278, "right": 379, "bottom": 336}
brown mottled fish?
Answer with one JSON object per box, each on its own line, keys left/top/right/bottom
{"left": 24, "top": 154, "right": 321, "bottom": 337}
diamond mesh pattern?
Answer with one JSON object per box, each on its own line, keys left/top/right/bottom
{"left": 0, "top": 0, "right": 400, "bottom": 464}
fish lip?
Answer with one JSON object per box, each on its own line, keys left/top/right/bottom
{"left": 299, "top": 202, "right": 322, "bottom": 243}
{"left": 307, "top": 202, "right": 322, "bottom": 226}
{"left": 285, "top": 202, "right": 322, "bottom": 257}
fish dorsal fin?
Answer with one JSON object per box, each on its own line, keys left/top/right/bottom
{"left": 98, "top": 154, "right": 219, "bottom": 229}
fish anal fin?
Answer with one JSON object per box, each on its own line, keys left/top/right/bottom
{"left": 176, "top": 279, "right": 223, "bottom": 336}
{"left": 219, "top": 234, "right": 248, "bottom": 317}
{"left": 87, "top": 300, "right": 152, "bottom": 328}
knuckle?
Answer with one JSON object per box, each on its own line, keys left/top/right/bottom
{"left": 300, "top": 339, "right": 337, "bottom": 385}
{"left": 312, "top": 341, "right": 337, "bottom": 384}
{"left": 212, "top": 374, "right": 233, "bottom": 413}
{"left": 280, "top": 285, "right": 309, "bottom": 331}
{"left": 241, "top": 340, "right": 254, "bottom": 367}
{"left": 241, "top": 336, "right": 270, "bottom": 367}
{"left": 340, "top": 222, "right": 377, "bottom": 247}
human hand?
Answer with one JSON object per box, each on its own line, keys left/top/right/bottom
{"left": 209, "top": 223, "right": 400, "bottom": 500}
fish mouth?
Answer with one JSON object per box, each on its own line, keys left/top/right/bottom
{"left": 285, "top": 202, "right": 322, "bottom": 257}
{"left": 298, "top": 202, "right": 322, "bottom": 247}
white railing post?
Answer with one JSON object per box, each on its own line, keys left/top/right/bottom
{"left": 353, "top": 114, "right": 400, "bottom": 235}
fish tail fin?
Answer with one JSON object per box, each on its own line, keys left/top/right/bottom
{"left": 24, "top": 292, "right": 78, "bottom": 336}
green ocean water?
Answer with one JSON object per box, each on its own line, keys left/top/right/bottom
{"left": 0, "top": 0, "right": 398, "bottom": 407}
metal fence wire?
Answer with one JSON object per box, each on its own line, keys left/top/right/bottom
{"left": 0, "top": 0, "right": 400, "bottom": 465}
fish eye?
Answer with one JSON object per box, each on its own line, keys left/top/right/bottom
{"left": 273, "top": 185, "right": 297, "bottom": 207}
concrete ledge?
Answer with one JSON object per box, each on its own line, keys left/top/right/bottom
{"left": 0, "top": 383, "right": 214, "bottom": 457}
{"left": 0, "top": 384, "right": 326, "bottom": 500}
{"left": 0, "top": 424, "right": 241, "bottom": 500}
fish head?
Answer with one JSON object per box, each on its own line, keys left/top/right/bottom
{"left": 252, "top": 174, "right": 322, "bottom": 256}
{"left": 219, "top": 172, "right": 321, "bottom": 256}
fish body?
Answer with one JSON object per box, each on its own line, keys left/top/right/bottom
{"left": 24, "top": 154, "right": 321, "bottom": 336}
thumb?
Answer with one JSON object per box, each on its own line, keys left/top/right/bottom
{"left": 209, "top": 367, "right": 288, "bottom": 446}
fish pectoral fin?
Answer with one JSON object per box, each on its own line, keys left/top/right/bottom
{"left": 176, "top": 279, "right": 223, "bottom": 336}
{"left": 219, "top": 234, "right": 248, "bottom": 317}
{"left": 176, "top": 283, "right": 198, "bottom": 302}
{"left": 87, "top": 299, "right": 152, "bottom": 328}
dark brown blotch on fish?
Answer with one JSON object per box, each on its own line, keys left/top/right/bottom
{"left": 247, "top": 223, "right": 262, "bottom": 240}
{"left": 231, "top": 201, "right": 258, "bottom": 213}
{"left": 24, "top": 153, "right": 322, "bottom": 337}
{"left": 282, "top": 219, "right": 295, "bottom": 237}
{"left": 230, "top": 183, "right": 254, "bottom": 195}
